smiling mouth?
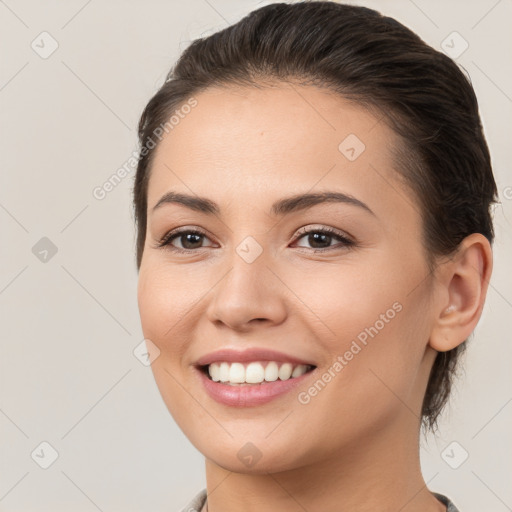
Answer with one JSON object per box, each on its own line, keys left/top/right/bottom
{"left": 198, "top": 361, "right": 317, "bottom": 386}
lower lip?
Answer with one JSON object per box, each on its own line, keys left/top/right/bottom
{"left": 196, "top": 367, "right": 315, "bottom": 407}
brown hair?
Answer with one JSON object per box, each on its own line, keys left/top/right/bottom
{"left": 133, "top": 1, "right": 498, "bottom": 432}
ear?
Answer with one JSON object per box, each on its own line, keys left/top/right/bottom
{"left": 429, "top": 233, "right": 493, "bottom": 352}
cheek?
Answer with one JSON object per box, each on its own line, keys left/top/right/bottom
{"left": 137, "top": 267, "right": 168, "bottom": 339}
{"left": 289, "top": 309, "right": 427, "bottom": 456}
{"left": 137, "top": 265, "right": 189, "bottom": 379}
{"left": 137, "top": 261, "right": 201, "bottom": 344}
{"left": 277, "top": 255, "right": 405, "bottom": 345}
{"left": 287, "top": 253, "right": 430, "bottom": 409}
{"left": 137, "top": 264, "right": 202, "bottom": 428}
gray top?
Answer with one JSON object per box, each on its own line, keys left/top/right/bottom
{"left": 180, "top": 488, "right": 460, "bottom": 511}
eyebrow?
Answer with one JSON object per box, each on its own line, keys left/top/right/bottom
{"left": 151, "top": 190, "right": 375, "bottom": 217}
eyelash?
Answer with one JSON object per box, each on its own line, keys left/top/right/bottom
{"left": 155, "top": 226, "right": 355, "bottom": 254}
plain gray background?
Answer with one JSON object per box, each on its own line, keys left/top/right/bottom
{"left": 1, "top": 0, "right": 511, "bottom": 510}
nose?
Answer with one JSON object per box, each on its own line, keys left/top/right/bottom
{"left": 205, "top": 247, "right": 287, "bottom": 332}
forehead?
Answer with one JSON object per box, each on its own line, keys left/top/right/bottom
{"left": 147, "top": 83, "right": 413, "bottom": 221}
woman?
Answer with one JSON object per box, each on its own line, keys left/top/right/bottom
{"left": 133, "top": 2, "right": 497, "bottom": 510}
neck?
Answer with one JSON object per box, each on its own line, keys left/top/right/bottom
{"left": 203, "top": 412, "right": 445, "bottom": 512}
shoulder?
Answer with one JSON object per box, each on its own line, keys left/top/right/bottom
{"left": 179, "top": 488, "right": 207, "bottom": 512}
{"left": 179, "top": 489, "right": 460, "bottom": 512}
{"left": 433, "top": 492, "right": 461, "bottom": 512}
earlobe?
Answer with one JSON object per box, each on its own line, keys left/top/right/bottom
{"left": 428, "top": 233, "right": 493, "bottom": 352}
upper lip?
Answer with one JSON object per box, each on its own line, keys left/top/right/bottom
{"left": 195, "top": 348, "right": 316, "bottom": 367}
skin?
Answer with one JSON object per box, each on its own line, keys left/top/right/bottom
{"left": 137, "top": 82, "right": 492, "bottom": 512}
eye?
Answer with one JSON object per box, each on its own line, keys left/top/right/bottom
{"left": 155, "top": 225, "right": 355, "bottom": 254}
{"left": 292, "top": 226, "right": 355, "bottom": 252}
{"left": 156, "top": 228, "right": 215, "bottom": 253}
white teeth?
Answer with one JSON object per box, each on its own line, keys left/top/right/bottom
{"left": 291, "top": 364, "right": 308, "bottom": 378}
{"left": 209, "top": 362, "right": 220, "bottom": 382}
{"left": 229, "top": 362, "right": 245, "bottom": 383}
{"left": 264, "top": 361, "right": 279, "bottom": 382}
{"left": 206, "top": 361, "right": 313, "bottom": 385}
{"left": 278, "top": 363, "right": 293, "bottom": 380}
{"left": 246, "top": 362, "right": 265, "bottom": 383}
{"left": 219, "top": 362, "right": 230, "bottom": 382}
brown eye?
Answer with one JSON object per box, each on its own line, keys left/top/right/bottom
{"left": 157, "top": 229, "right": 214, "bottom": 253}
{"left": 174, "top": 232, "right": 205, "bottom": 250}
{"left": 294, "top": 227, "right": 355, "bottom": 252}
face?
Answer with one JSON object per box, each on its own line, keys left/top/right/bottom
{"left": 137, "top": 83, "right": 439, "bottom": 474}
